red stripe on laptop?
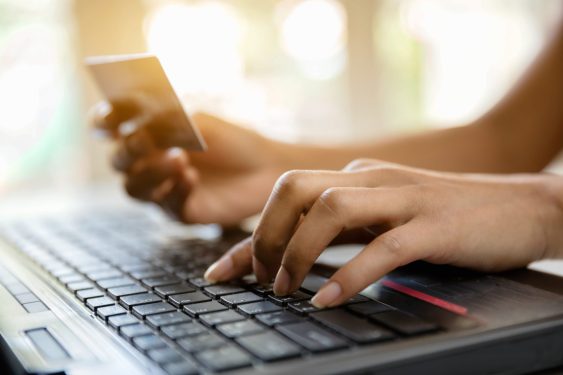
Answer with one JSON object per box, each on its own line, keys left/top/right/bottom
{"left": 382, "top": 279, "right": 468, "bottom": 316}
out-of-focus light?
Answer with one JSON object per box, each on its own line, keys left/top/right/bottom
{"left": 145, "top": 1, "right": 244, "bottom": 98}
{"left": 278, "top": 0, "right": 346, "bottom": 79}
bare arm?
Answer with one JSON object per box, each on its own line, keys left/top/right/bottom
{"left": 278, "top": 17, "right": 563, "bottom": 173}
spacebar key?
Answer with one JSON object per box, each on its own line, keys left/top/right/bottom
{"left": 311, "top": 309, "right": 395, "bottom": 344}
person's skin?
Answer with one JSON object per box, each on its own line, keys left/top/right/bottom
{"left": 93, "top": 17, "right": 563, "bottom": 307}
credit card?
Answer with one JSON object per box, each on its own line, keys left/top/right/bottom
{"left": 86, "top": 53, "right": 207, "bottom": 151}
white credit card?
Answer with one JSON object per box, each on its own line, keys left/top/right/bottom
{"left": 86, "top": 53, "right": 207, "bottom": 151}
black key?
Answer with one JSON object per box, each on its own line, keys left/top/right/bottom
{"left": 148, "top": 347, "right": 185, "bottom": 364}
{"left": 311, "top": 310, "right": 394, "bottom": 344}
{"left": 268, "top": 291, "right": 310, "bottom": 305}
{"left": 142, "top": 275, "right": 181, "bottom": 289}
{"left": 177, "top": 332, "right": 226, "bottom": 352}
{"left": 216, "top": 320, "right": 265, "bottom": 338}
{"left": 347, "top": 301, "right": 393, "bottom": 316}
{"left": 119, "top": 262, "right": 152, "bottom": 273}
{"left": 130, "top": 268, "right": 166, "bottom": 280}
{"left": 277, "top": 321, "right": 348, "bottom": 352}
{"left": 120, "top": 293, "right": 161, "bottom": 309}
{"left": 369, "top": 310, "right": 439, "bottom": 336}
{"left": 196, "top": 345, "right": 252, "bottom": 372}
{"left": 220, "top": 292, "right": 263, "bottom": 307}
{"left": 132, "top": 302, "right": 176, "bottom": 319}
{"left": 238, "top": 301, "right": 281, "bottom": 316}
{"left": 163, "top": 359, "right": 199, "bottom": 375}
{"left": 76, "top": 288, "right": 104, "bottom": 302}
{"left": 249, "top": 284, "right": 273, "bottom": 296}
{"left": 169, "top": 291, "right": 211, "bottom": 307}
{"left": 97, "top": 276, "right": 135, "bottom": 290}
{"left": 154, "top": 283, "right": 195, "bottom": 298}
{"left": 86, "top": 296, "right": 114, "bottom": 311}
{"left": 67, "top": 281, "right": 94, "bottom": 293}
{"left": 108, "top": 284, "right": 146, "bottom": 299}
{"left": 108, "top": 314, "right": 139, "bottom": 329}
{"left": 175, "top": 269, "right": 199, "bottom": 280}
{"left": 86, "top": 268, "right": 122, "bottom": 281}
{"left": 344, "top": 294, "right": 370, "bottom": 304}
{"left": 183, "top": 301, "right": 227, "bottom": 317}
{"left": 199, "top": 310, "right": 245, "bottom": 326}
{"left": 120, "top": 324, "right": 153, "bottom": 341}
{"left": 203, "top": 284, "right": 245, "bottom": 297}
{"left": 255, "top": 310, "right": 303, "bottom": 327}
{"left": 188, "top": 277, "right": 211, "bottom": 288}
{"left": 133, "top": 334, "right": 168, "bottom": 352}
{"left": 237, "top": 332, "right": 301, "bottom": 362}
{"left": 146, "top": 311, "right": 191, "bottom": 329}
{"left": 161, "top": 322, "right": 206, "bottom": 340}
{"left": 300, "top": 274, "right": 327, "bottom": 294}
{"left": 97, "top": 305, "right": 127, "bottom": 320}
{"left": 288, "top": 300, "right": 322, "bottom": 315}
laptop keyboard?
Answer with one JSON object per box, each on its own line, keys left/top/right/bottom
{"left": 0, "top": 211, "right": 440, "bottom": 374}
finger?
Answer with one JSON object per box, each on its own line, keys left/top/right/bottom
{"left": 204, "top": 237, "right": 253, "bottom": 283}
{"left": 111, "top": 129, "right": 157, "bottom": 172}
{"left": 124, "top": 149, "right": 190, "bottom": 201}
{"left": 91, "top": 99, "right": 140, "bottom": 139}
{"left": 273, "top": 187, "right": 417, "bottom": 296}
{"left": 252, "top": 168, "right": 416, "bottom": 283}
{"left": 311, "top": 223, "right": 425, "bottom": 308}
{"left": 155, "top": 151, "right": 196, "bottom": 222}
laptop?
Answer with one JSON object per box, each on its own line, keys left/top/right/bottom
{"left": 1, "top": 197, "right": 563, "bottom": 375}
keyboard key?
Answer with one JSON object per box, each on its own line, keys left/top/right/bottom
{"left": 268, "top": 291, "right": 310, "bottom": 305}
{"left": 237, "top": 332, "right": 301, "bottom": 362}
{"left": 121, "top": 324, "right": 153, "bottom": 341}
{"left": 161, "top": 322, "right": 206, "bottom": 340}
{"left": 249, "top": 284, "right": 273, "bottom": 296}
{"left": 59, "top": 273, "right": 84, "bottom": 284}
{"left": 203, "top": 284, "right": 246, "bottom": 297}
{"left": 196, "top": 345, "right": 252, "bottom": 371}
{"left": 108, "top": 314, "right": 139, "bottom": 329}
{"left": 199, "top": 310, "right": 246, "bottom": 326}
{"left": 311, "top": 310, "right": 394, "bottom": 344}
{"left": 142, "top": 275, "right": 181, "bottom": 289}
{"left": 188, "top": 277, "right": 211, "bottom": 288}
{"left": 177, "top": 332, "right": 226, "bottom": 352}
{"left": 163, "top": 359, "right": 199, "bottom": 375}
{"left": 146, "top": 311, "right": 191, "bottom": 329}
{"left": 216, "top": 320, "right": 265, "bottom": 338}
{"left": 120, "top": 293, "right": 162, "bottom": 309}
{"left": 76, "top": 288, "right": 104, "bottom": 302}
{"left": 369, "top": 310, "right": 439, "bottom": 336}
{"left": 238, "top": 301, "right": 281, "bottom": 316}
{"left": 255, "top": 310, "right": 303, "bottom": 327}
{"left": 288, "top": 300, "right": 322, "bottom": 315}
{"left": 183, "top": 301, "right": 227, "bottom": 317}
{"left": 67, "top": 281, "right": 94, "bottom": 293}
{"left": 344, "top": 294, "right": 370, "bottom": 305}
{"left": 347, "top": 301, "right": 394, "bottom": 316}
{"left": 148, "top": 346, "right": 185, "bottom": 364}
{"left": 130, "top": 268, "right": 166, "bottom": 280}
{"left": 169, "top": 291, "right": 211, "bottom": 307}
{"left": 133, "top": 334, "right": 168, "bottom": 352}
{"left": 97, "top": 276, "right": 135, "bottom": 290}
{"left": 154, "top": 283, "right": 195, "bottom": 298}
{"left": 220, "top": 291, "right": 263, "bottom": 307}
{"left": 86, "top": 296, "right": 114, "bottom": 311}
{"left": 277, "top": 321, "right": 348, "bottom": 352}
{"left": 23, "top": 301, "right": 49, "bottom": 313}
{"left": 132, "top": 302, "right": 176, "bottom": 319}
{"left": 108, "top": 284, "right": 146, "bottom": 299}
{"left": 86, "top": 268, "right": 122, "bottom": 281}
{"left": 97, "top": 305, "right": 127, "bottom": 320}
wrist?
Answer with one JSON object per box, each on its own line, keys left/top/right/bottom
{"left": 535, "top": 174, "right": 563, "bottom": 259}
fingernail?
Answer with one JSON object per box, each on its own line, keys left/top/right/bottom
{"left": 273, "top": 266, "right": 291, "bottom": 296}
{"left": 204, "top": 256, "right": 233, "bottom": 283}
{"left": 253, "top": 258, "right": 270, "bottom": 284}
{"left": 311, "top": 281, "right": 342, "bottom": 308}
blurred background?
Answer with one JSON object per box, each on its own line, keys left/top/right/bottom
{"left": 0, "top": 0, "right": 562, "bottom": 196}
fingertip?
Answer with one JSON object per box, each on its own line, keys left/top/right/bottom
{"left": 204, "top": 255, "right": 234, "bottom": 283}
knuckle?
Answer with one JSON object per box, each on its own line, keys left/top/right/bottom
{"left": 344, "top": 158, "right": 377, "bottom": 171}
{"left": 318, "top": 187, "right": 347, "bottom": 214}
{"left": 273, "top": 170, "right": 309, "bottom": 195}
{"left": 375, "top": 233, "right": 409, "bottom": 264}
